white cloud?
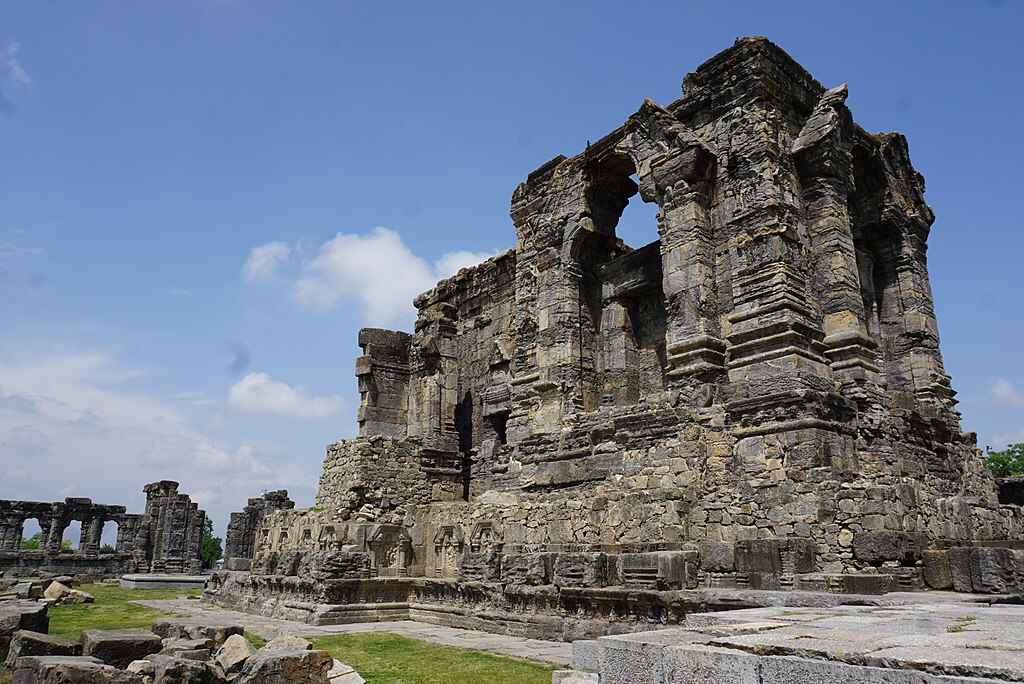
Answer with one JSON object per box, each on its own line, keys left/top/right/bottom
{"left": 992, "top": 378, "right": 1024, "bottom": 409}
{"left": 434, "top": 249, "right": 497, "bottom": 279}
{"left": 242, "top": 241, "right": 291, "bottom": 281}
{"left": 4, "top": 42, "right": 30, "bottom": 86}
{"left": 228, "top": 372, "right": 342, "bottom": 419}
{"left": 0, "top": 351, "right": 307, "bottom": 539}
{"left": 288, "top": 227, "right": 497, "bottom": 327}
{"left": 1, "top": 41, "right": 30, "bottom": 114}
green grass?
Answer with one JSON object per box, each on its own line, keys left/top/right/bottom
{"left": 1, "top": 585, "right": 556, "bottom": 684}
{"left": 46, "top": 582, "right": 202, "bottom": 641}
{"left": 310, "top": 632, "right": 556, "bottom": 684}
{"left": 3, "top": 583, "right": 199, "bottom": 682}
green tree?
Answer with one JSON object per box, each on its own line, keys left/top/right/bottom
{"left": 200, "top": 517, "right": 222, "bottom": 569}
{"left": 986, "top": 443, "right": 1024, "bottom": 478}
{"left": 100, "top": 543, "right": 117, "bottom": 554}
{"left": 21, "top": 532, "right": 42, "bottom": 550}
{"left": 19, "top": 533, "right": 72, "bottom": 551}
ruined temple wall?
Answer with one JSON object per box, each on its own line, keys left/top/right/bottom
{"left": 314, "top": 436, "right": 436, "bottom": 524}
{"left": 419, "top": 250, "right": 518, "bottom": 455}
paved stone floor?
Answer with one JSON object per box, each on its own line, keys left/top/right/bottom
{"left": 136, "top": 598, "right": 572, "bottom": 666}
{"left": 576, "top": 599, "right": 1024, "bottom": 683}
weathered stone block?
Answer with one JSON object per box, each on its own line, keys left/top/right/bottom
{"left": 151, "top": 620, "right": 244, "bottom": 648}
{"left": 5, "top": 630, "right": 80, "bottom": 668}
{"left": 80, "top": 629, "right": 162, "bottom": 669}
{"left": 458, "top": 550, "right": 501, "bottom": 582}
{"left": 554, "top": 553, "right": 609, "bottom": 588}
{"left": 948, "top": 546, "right": 975, "bottom": 592}
{"left": 147, "top": 653, "right": 216, "bottom": 683}
{"left": 235, "top": 649, "right": 333, "bottom": 684}
{"left": 501, "top": 553, "right": 553, "bottom": 586}
{"left": 11, "top": 655, "right": 143, "bottom": 683}
{"left": 618, "top": 551, "right": 697, "bottom": 590}
{"left": 922, "top": 550, "right": 953, "bottom": 590}
{"left": 852, "top": 531, "right": 924, "bottom": 566}
{"left": 699, "top": 542, "right": 735, "bottom": 572}
{"left": 663, "top": 644, "right": 759, "bottom": 684}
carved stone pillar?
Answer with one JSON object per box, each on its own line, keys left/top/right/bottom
{"left": 621, "top": 101, "right": 724, "bottom": 387}
{"left": 791, "top": 84, "right": 882, "bottom": 402}
{"left": 0, "top": 516, "right": 23, "bottom": 550}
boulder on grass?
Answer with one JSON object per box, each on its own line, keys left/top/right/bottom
{"left": 5, "top": 630, "right": 80, "bottom": 668}
{"left": 43, "top": 581, "right": 94, "bottom": 605}
{"left": 12, "top": 655, "right": 143, "bottom": 683}
{"left": 81, "top": 629, "right": 163, "bottom": 669}
{"left": 235, "top": 649, "right": 333, "bottom": 684}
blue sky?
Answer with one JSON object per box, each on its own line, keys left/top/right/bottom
{"left": 2, "top": 1, "right": 1022, "bottom": 540}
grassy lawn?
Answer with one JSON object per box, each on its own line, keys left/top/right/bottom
{"left": 310, "top": 633, "right": 556, "bottom": 684}
{"left": 46, "top": 583, "right": 202, "bottom": 641}
{"left": 1, "top": 584, "right": 557, "bottom": 684}
{"left": 0, "top": 582, "right": 201, "bottom": 684}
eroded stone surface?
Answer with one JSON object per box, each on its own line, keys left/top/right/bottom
{"left": 206, "top": 36, "right": 1024, "bottom": 643}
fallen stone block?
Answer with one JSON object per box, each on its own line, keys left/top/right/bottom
{"left": 235, "top": 649, "right": 333, "bottom": 684}
{"left": 147, "top": 653, "right": 216, "bottom": 683}
{"left": 81, "top": 629, "right": 163, "bottom": 669}
{"left": 160, "top": 636, "right": 214, "bottom": 655}
{"left": 151, "top": 619, "right": 244, "bottom": 648}
{"left": 43, "top": 581, "right": 94, "bottom": 606}
{"left": 11, "top": 655, "right": 144, "bottom": 683}
{"left": 0, "top": 600, "right": 49, "bottom": 661}
{"left": 5, "top": 630, "right": 80, "bottom": 668}
{"left": 215, "top": 633, "right": 255, "bottom": 674}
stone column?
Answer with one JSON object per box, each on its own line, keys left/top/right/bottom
{"left": 0, "top": 516, "right": 24, "bottom": 550}
{"left": 657, "top": 153, "right": 724, "bottom": 385}
{"left": 893, "top": 228, "right": 955, "bottom": 415}
{"left": 791, "top": 85, "right": 882, "bottom": 402}
{"left": 620, "top": 101, "right": 725, "bottom": 389}
{"left": 46, "top": 517, "right": 66, "bottom": 554}
{"left": 82, "top": 516, "right": 104, "bottom": 555}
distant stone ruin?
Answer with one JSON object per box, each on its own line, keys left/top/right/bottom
{"left": 0, "top": 481, "right": 206, "bottom": 577}
{"left": 207, "top": 37, "right": 1024, "bottom": 639}
{"left": 223, "top": 491, "right": 294, "bottom": 571}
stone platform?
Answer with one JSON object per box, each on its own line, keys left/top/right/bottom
{"left": 119, "top": 574, "right": 208, "bottom": 590}
{"left": 137, "top": 597, "right": 572, "bottom": 665}
{"left": 563, "top": 599, "right": 1024, "bottom": 683}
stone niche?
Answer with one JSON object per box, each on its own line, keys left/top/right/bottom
{"left": 209, "top": 36, "right": 1024, "bottom": 642}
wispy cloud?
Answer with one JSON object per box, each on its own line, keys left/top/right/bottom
{"left": 1, "top": 41, "right": 31, "bottom": 115}
{"left": 992, "top": 378, "right": 1024, "bottom": 409}
{"left": 0, "top": 350, "right": 307, "bottom": 533}
{"left": 242, "top": 241, "right": 291, "bottom": 281}
{"left": 227, "top": 372, "right": 343, "bottom": 419}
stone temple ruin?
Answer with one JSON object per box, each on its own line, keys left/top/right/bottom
{"left": 0, "top": 481, "right": 206, "bottom": 578}
{"left": 222, "top": 491, "right": 295, "bottom": 571}
{"left": 207, "top": 37, "right": 1024, "bottom": 640}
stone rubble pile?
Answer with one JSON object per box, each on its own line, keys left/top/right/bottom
{"left": 4, "top": 618, "right": 353, "bottom": 683}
